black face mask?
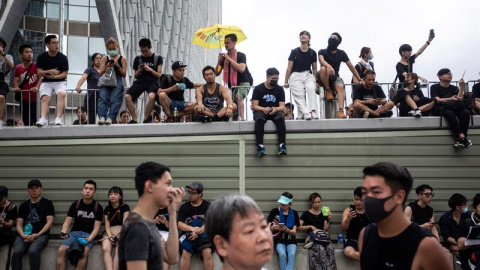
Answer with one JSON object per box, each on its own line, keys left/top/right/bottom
{"left": 270, "top": 80, "right": 278, "bottom": 87}
{"left": 363, "top": 195, "right": 397, "bottom": 223}
{"left": 327, "top": 38, "right": 340, "bottom": 51}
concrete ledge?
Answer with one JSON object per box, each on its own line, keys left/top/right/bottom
{"left": 0, "top": 116, "right": 479, "bottom": 141}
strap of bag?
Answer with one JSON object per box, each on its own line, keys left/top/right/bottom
{"left": 109, "top": 204, "right": 124, "bottom": 223}
{"left": 19, "top": 63, "right": 33, "bottom": 90}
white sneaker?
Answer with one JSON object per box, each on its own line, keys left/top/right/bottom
{"left": 36, "top": 118, "right": 48, "bottom": 127}
{"left": 0, "top": 120, "right": 3, "bottom": 128}
{"left": 98, "top": 117, "right": 105, "bottom": 125}
{"left": 304, "top": 112, "right": 312, "bottom": 120}
{"left": 414, "top": 109, "right": 422, "bottom": 118}
{"left": 105, "top": 118, "right": 112, "bottom": 125}
{"left": 311, "top": 111, "right": 319, "bottom": 119}
{"left": 408, "top": 110, "right": 415, "bottom": 116}
{"left": 363, "top": 111, "right": 370, "bottom": 119}
{"left": 54, "top": 117, "right": 63, "bottom": 126}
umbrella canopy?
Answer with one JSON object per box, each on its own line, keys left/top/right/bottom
{"left": 192, "top": 24, "right": 247, "bottom": 49}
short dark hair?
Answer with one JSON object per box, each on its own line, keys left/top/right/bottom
{"left": 139, "top": 38, "right": 152, "bottom": 48}
{"left": 45, "top": 35, "right": 57, "bottom": 44}
{"left": 354, "top": 186, "right": 363, "bottom": 197}
{"left": 285, "top": 102, "right": 294, "bottom": 111}
{"left": 19, "top": 44, "right": 32, "bottom": 54}
{"left": 331, "top": 32, "right": 342, "bottom": 43}
{"left": 91, "top": 53, "right": 101, "bottom": 67}
{"left": 120, "top": 110, "right": 128, "bottom": 117}
{"left": 225, "top": 34, "right": 237, "bottom": 42}
{"left": 364, "top": 70, "right": 376, "bottom": 76}
{"left": 415, "top": 184, "right": 433, "bottom": 195}
{"left": 0, "top": 37, "right": 6, "bottom": 48}
{"left": 108, "top": 186, "right": 124, "bottom": 205}
{"left": 134, "top": 162, "right": 170, "bottom": 197}
{"left": 205, "top": 193, "right": 262, "bottom": 262}
{"left": 202, "top": 65, "right": 215, "bottom": 76}
{"left": 472, "top": 194, "right": 480, "bottom": 209}
{"left": 363, "top": 162, "right": 413, "bottom": 205}
{"left": 448, "top": 193, "right": 467, "bottom": 210}
{"left": 359, "top": 47, "right": 371, "bottom": 58}
{"left": 266, "top": 67, "right": 279, "bottom": 77}
{"left": 308, "top": 192, "right": 321, "bottom": 207}
{"left": 399, "top": 44, "right": 412, "bottom": 55}
{"left": 84, "top": 180, "right": 97, "bottom": 190}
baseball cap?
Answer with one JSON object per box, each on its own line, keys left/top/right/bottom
{"left": 172, "top": 61, "right": 187, "bottom": 70}
{"left": 437, "top": 68, "right": 451, "bottom": 76}
{"left": 277, "top": 195, "right": 292, "bottom": 205}
{"left": 0, "top": 186, "right": 8, "bottom": 201}
{"left": 185, "top": 181, "right": 203, "bottom": 192}
{"left": 28, "top": 179, "right": 42, "bottom": 188}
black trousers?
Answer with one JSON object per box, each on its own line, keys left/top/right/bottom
{"left": 433, "top": 103, "right": 470, "bottom": 137}
{"left": 83, "top": 90, "right": 99, "bottom": 124}
{"left": 254, "top": 111, "right": 286, "bottom": 145}
{"left": 20, "top": 100, "right": 37, "bottom": 126}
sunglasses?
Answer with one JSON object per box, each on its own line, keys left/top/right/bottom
{"left": 421, "top": 192, "right": 435, "bottom": 198}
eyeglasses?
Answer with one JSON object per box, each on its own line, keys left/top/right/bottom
{"left": 421, "top": 192, "right": 435, "bottom": 198}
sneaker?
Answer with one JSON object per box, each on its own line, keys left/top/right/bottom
{"left": 363, "top": 111, "right": 370, "bottom": 119}
{"left": 98, "top": 117, "right": 105, "bottom": 125}
{"left": 338, "top": 110, "right": 347, "bottom": 118}
{"left": 143, "top": 117, "right": 152, "bottom": 123}
{"left": 408, "top": 110, "right": 415, "bottom": 116}
{"left": 453, "top": 140, "right": 465, "bottom": 149}
{"left": 54, "top": 117, "right": 63, "bottom": 126}
{"left": 461, "top": 137, "right": 472, "bottom": 149}
{"left": 379, "top": 111, "right": 393, "bottom": 118}
{"left": 304, "top": 112, "right": 312, "bottom": 120}
{"left": 325, "top": 89, "right": 334, "bottom": 101}
{"left": 128, "top": 119, "right": 137, "bottom": 124}
{"left": 105, "top": 118, "right": 113, "bottom": 125}
{"left": 257, "top": 145, "right": 266, "bottom": 158}
{"left": 311, "top": 111, "right": 319, "bottom": 119}
{"left": 414, "top": 109, "right": 422, "bottom": 118}
{"left": 36, "top": 117, "right": 48, "bottom": 127}
{"left": 278, "top": 144, "right": 288, "bottom": 156}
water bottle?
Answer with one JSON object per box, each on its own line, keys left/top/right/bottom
{"left": 24, "top": 223, "right": 33, "bottom": 235}
{"left": 337, "top": 231, "right": 344, "bottom": 249}
{"left": 173, "top": 107, "right": 179, "bottom": 123}
{"left": 77, "top": 237, "right": 89, "bottom": 246}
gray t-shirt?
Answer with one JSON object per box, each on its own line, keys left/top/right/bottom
{"left": 118, "top": 212, "right": 163, "bottom": 270}
{"left": 0, "top": 54, "right": 14, "bottom": 84}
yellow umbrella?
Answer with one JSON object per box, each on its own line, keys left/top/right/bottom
{"left": 192, "top": 24, "right": 247, "bottom": 49}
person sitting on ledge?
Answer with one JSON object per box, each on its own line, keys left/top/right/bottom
{"left": 393, "top": 73, "right": 435, "bottom": 118}
{"left": 353, "top": 70, "right": 394, "bottom": 118}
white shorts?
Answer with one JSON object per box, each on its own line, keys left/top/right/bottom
{"left": 39, "top": 81, "right": 67, "bottom": 97}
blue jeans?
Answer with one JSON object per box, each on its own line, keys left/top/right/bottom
{"left": 276, "top": 243, "right": 297, "bottom": 270}
{"left": 98, "top": 76, "right": 124, "bottom": 120}
{"left": 11, "top": 234, "right": 49, "bottom": 270}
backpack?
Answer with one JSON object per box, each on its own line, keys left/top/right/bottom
{"left": 159, "top": 74, "right": 186, "bottom": 87}
{"left": 463, "top": 92, "right": 477, "bottom": 115}
{"left": 137, "top": 53, "right": 162, "bottom": 83}
{"left": 305, "top": 229, "right": 331, "bottom": 247}
{"left": 75, "top": 199, "right": 98, "bottom": 214}
{"left": 245, "top": 65, "right": 253, "bottom": 86}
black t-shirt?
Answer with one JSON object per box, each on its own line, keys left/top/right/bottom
{"left": 396, "top": 54, "right": 416, "bottom": 83}
{"left": 458, "top": 216, "right": 480, "bottom": 240}
{"left": 360, "top": 223, "right": 427, "bottom": 270}
{"left": 0, "top": 202, "right": 17, "bottom": 232}
{"left": 17, "top": 198, "right": 55, "bottom": 235}
{"left": 132, "top": 53, "right": 163, "bottom": 84}
{"left": 354, "top": 62, "right": 375, "bottom": 80}
{"left": 473, "top": 83, "right": 480, "bottom": 98}
{"left": 220, "top": 51, "right": 249, "bottom": 86}
{"left": 300, "top": 210, "right": 327, "bottom": 233}
{"left": 251, "top": 83, "right": 285, "bottom": 108}
{"left": 36, "top": 52, "right": 69, "bottom": 82}
{"left": 67, "top": 199, "right": 103, "bottom": 233}
{"left": 430, "top": 83, "right": 458, "bottom": 99}
{"left": 438, "top": 211, "right": 470, "bottom": 245}
{"left": 104, "top": 203, "right": 130, "bottom": 227}
{"left": 118, "top": 212, "right": 163, "bottom": 270}
{"left": 154, "top": 208, "right": 169, "bottom": 232}
{"left": 83, "top": 67, "right": 100, "bottom": 90}
{"left": 267, "top": 208, "right": 300, "bottom": 245}
{"left": 178, "top": 200, "right": 210, "bottom": 235}
{"left": 346, "top": 211, "right": 369, "bottom": 241}
{"left": 288, "top": 48, "right": 317, "bottom": 73}
{"left": 407, "top": 201, "right": 433, "bottom": 226}
{"left": 353, "top": 84, "right": 386, "bottom": 111}
{"left": 159, "top": 75, "right": 194, "bottom": 101}
{"left": 318, "top": 49, "right": 349, "bottom": 76}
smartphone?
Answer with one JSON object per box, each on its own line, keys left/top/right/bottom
{"left": 429, "top": 29, "right": 435, "bottom": 38}
{"left": 278, "top": 223, "right": 285, "bottom": 227}
{"left": 430, "top": 222, "right": 436, "bottom": 225}
{"left": 139, "top": 63, "right": 145, "bottom": 68}
{"left": 349, "top": 205, "right": 355, "bottom": 212}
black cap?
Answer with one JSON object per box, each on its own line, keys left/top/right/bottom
{"left": 185, "top": 181, "right": 204, "bottom": 192}
{"left": 172, "top": 61, "right": 187, "bottom": 70}
{"left": 0, "top": 186, "right": 7, "bottom": 201}
{"left": 28, "top": 179, "right": 42, "bottom": 188}
{"left": 437, "top": 68, "right": 451, "bottom": 76}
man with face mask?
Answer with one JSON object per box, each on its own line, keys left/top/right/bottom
{"left": 251, "top": 68, "right": 287, "bottom": 157}
{"left": 318, "top": 32, "right": 362, "bottom": 118}
{"left": 358, "top": 162, "right": 451, "bottom": 270}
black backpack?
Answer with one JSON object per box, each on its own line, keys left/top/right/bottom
{"left": 245, "top": 66, "right": 253, "bottom": 86}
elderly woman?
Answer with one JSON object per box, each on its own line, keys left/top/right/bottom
{"left": 267, "top": 192, "right": 300, "bottom": 270}
{"left": 299, "top": 192, "right": 336, "bottom": 270}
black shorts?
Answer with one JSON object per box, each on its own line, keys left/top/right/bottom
{"left": 0, "top": 82, "right": 9, "bottom": 97}
{"left": 345, "top": 239, "right": 358, "bottom": 251}
{"left": 126, "top": 83, "right": 158, "bottom": 102}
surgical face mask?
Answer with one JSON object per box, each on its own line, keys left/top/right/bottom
{"left": 363, "top": 195, "right": 397, "bottom": 223}
{"left": 107, "top": 50, "right": 118, "bottom": 56}
{"left": 368, "top": 53, "right": 374, "bottom": 60}
{"left": 461, "top": 206, "right": 469, "bottom": 214}
{"left": 270, "top": 79, "right": 278, "bottom": 87}
{"left": 327, "top": 38, "right": 340, "bottom": 51}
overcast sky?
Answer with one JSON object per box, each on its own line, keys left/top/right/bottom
{"left": 222, "top": 0, "right": 479, "bottom": 104}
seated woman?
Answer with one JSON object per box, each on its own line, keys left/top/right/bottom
{"left": 101, "top": 186, "right": 130, "bottom": 270}
{"left": 393, "top": 73, "right": 435, "bottom": 117}
{"left": 299, "top": 192, "right": 336, "bottom": 270}
{"left": 267, "top": 192, "right": 300, "bottom": 270}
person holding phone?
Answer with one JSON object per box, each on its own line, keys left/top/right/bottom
{"left": 267, "top": 192, "right": 300, "bottom": 270}
{"left": 353, "top": 70, "right": 394, "bottom": 118}
{"left": 341, "top": 187, "right": 370, "bottom": 261}
{"left": 404, "top": 184, "right": 440, "bottom": 240}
